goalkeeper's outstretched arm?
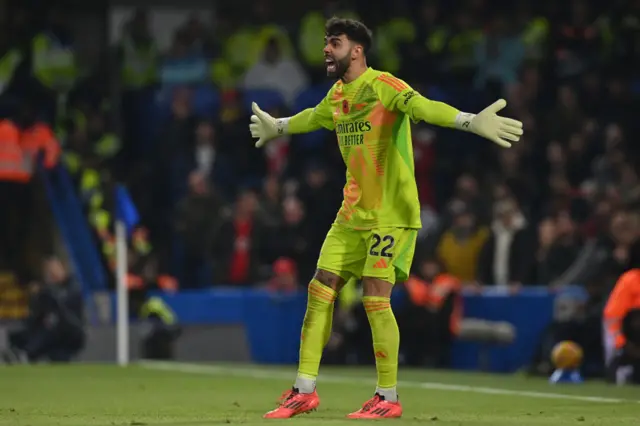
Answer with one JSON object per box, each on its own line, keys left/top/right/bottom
{"left": 250, "top": 95, "right": 335, "bottom": 148}
{"left": 373, "top": 73, "right": 523, "bottom": 148}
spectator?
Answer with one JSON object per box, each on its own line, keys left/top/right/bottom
{"left": 194, "top": 121, "right": 219, "bottom": 180}
{"left": 439, "top": 10, "right": 481, "bottom": 84}
{"left": 515, "top": 0, "right": 549, "bottom": 63}
{"left": 179, "top": 14, "right": 216, "bottom": 56}
{"left": 269, "top": 196, "right": 314, "bottom": 281}
{"left": 118, "top": 9, "right": 158, "bottom": 92}
{"left": 496, "top": 147, "right": 536, "bottom": 207}
{"left": 618, "top": 162, "right": 640, "bottom": 206}
{"left": 0, "top": 119, "right": 29, "bottom": 274}
{"left": 128, "top": 279, "right": 180, "bottom": 360}
{"left": 413, "top": 126, "right": 437, "bottom": 209}
{"left": 610, "top": 0, "right": 640, "bottom": 74}
{"left": 212, "top": 189, "right": 266, "bottom": 285}
{"left": 297, "top": 163, "right": 342, "bottom": 255}
{"left": 565, "top": 132, "right": 592, "bottom": 187}
{"left": 604, "top": 266, "right": 640, "bottom": 385}
{"left": 547, "top": 85, "right": 583, "bottom": 141}
{"left": 85, "top": 109, "right": 121, "bottom": 175}
{"left": 408, "top": 0, "right": 443, "bottom": 83}
{"left": 477, "top": 198, "right": 534, "bottom": 290}
{"left": 441, "top": 173, "right": 490, "bottom": 229}
{"left": 157, "top": 88, "right": 196, "bottom": 169}
{"left": 30, "top": 8, "right": 78, "bottom": 125}
{"left": 223, "top": 100, "right": 268, "bottom": 191}
{"left": 155, "top": 88, "right": 197, "bottom": 206}
{"left": 262, "top": 109, "right": 291, "bottom": 176}
{"left": 474, "top": 15, "right": 525, "bottom": 95}
{"left": 192, "top": 120, "right": 232, "bottom": 195}
{"left": 259, "top": 174, "right": 282, "bottom": 229}
{"left": 436, "top": 209, "right": 489, "bottom": 284}
{"left": 553, "top": 0, "right": 605, "bottom": 78}
{"left": 174, "top": 171, "right": 223, "bottom": 288}
{"left": 4, "top": 258, "right": 85, "bottom": 363}
{"left": 400, "top": 256, "right": 461, "bottom": 367}
{"left": 583, "top": 197, "right": 614, "bottom": 239}
{"left": 242, "top": 36, "right": 309, "bottom": 107}
{"left": 267, "top": 257, "right": 299, "bottom": 293}
{"left": 538, "top": 211, "right": 582, "bottom": 286}
{"left": 534, "top": 217, "right": 558, "bottom": 285}
{"left": 602, "top": 210, "right": 640, "bottom": 279}
{"left": 161, "top": 29, "right": 208, "bottom": 86}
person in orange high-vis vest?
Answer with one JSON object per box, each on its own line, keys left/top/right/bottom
{"left": 604, "top": 268, "right": 640, "bottom": 384}
{"left": 20, "top": 121, "right": 60, "bottom": 173}
{"left": 0, "top": 119, "right": 31, "bottom": 274}
{"left": 400, "top": 257, "right": 462, "bottom": 367}
{"left": 0, "top": 119, "right": 30, "bottom": 183}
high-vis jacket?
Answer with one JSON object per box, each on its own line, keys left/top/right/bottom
{"left": 405, "top": 273, "right": 463, "bottom": 335}
{"left": 0, "top": 120, "right": 30, "bottom": 183}
{"left": 604, "top": 269, "right": 640, "bottom": 358}
{"left": 21, "top": 122, "right": 60, "bottom": 170}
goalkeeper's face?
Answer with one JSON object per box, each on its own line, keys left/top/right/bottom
{"left": 324, "top": 34, "right": 354, "bottom": 79}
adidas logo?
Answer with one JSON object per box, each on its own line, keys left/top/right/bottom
{"left": 372, "top": 258, "right": 388, "bottom": 269}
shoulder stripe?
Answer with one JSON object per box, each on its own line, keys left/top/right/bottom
{"left": 376, "top": 75, "right": 407, "bottom": 92}
{"left": 382, "top": 74, "right": 408, "bottom": 88}
{"left": 377, "top": 75, "right": 406, "bottom": 91}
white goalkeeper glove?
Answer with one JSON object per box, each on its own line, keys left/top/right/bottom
{"left": 249, "top": 102, "right": 289, "bottom": 148}
{"left": 456, "top": 99, "right": 523, "bottom": 148}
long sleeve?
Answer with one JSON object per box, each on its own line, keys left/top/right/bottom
{"left": 476, "top": 236, "right": 493, "bottom": 284}
{"left": 372, "top": 72, "right": 460, "bottom": 128}
{"left": 604, "top": 271, "right": 635, "bottom": 321}
{"left": 288, "top": 93, "right": 335, "bottom": 133}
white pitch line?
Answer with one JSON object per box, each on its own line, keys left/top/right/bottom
{"left": 139, "top": 361, "right": 635, "bottom": 404}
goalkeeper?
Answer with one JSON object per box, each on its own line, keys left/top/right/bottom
{"left": 250, "top": 17, "right": 523, "bottom": 419}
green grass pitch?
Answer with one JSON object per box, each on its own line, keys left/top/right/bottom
{"left": 0, "top": 362, "right": 637, "bottom": 426}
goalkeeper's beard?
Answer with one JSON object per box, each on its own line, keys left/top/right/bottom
{"left": 327, "top": 53, "right": 351, "bottom": 80}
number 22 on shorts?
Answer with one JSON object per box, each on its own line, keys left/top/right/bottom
{"left": 369, "top": 233, "right": 395, "bottom": 258}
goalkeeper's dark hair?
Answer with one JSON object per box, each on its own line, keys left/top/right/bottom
{"left": 325, "top": 17, "right": 373, "bottom": 54}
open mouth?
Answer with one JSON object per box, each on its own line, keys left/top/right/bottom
{"left": 325, "top": 57, "right": 337, "bottom": 73}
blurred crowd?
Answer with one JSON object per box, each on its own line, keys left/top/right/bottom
{"left": 114, "top": 0, "right": 640, "bottom": 295}
{"left": 1, "top": 0, "right": 637, "bottom": 291}
{"left": 0, "top": 0, "right": 639, "bottom": 373}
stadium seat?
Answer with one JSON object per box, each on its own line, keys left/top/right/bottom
{"left": 242, "top": 89, "right": 285, "bottom": 112}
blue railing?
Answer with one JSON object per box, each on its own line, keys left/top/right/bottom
{"left": 41, "top": 164, "right": 107, "bottom": 294}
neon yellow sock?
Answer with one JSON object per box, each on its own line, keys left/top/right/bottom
{"left": 363, "top": 296, "right": 399, "bottom": 390}
{"left": 297, "top": 279, "right": 337, "bottom": 380}
{"left": 323, "top": 302, "right": 334, "bottom": 347}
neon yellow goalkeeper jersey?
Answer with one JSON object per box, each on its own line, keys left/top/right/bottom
{"left": 288, "top": 67, "right": 460, "bottom": 230}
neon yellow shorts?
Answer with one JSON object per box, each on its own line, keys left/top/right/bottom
{"left": 317, "top": 224, "right": 418, "bottom": 284}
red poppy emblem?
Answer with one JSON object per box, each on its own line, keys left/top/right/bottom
{"left": 342, "top": 100, "right": 349, "bottom": 114}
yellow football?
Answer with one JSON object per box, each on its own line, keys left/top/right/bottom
{"left": 551, "top": 340, "right": 583, "bottom": 370}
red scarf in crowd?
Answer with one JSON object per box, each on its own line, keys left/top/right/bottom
{"left": 229, "top": 217, "right": 253, "bottom": 283}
